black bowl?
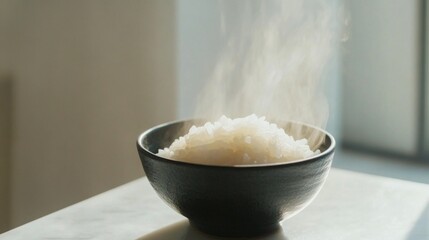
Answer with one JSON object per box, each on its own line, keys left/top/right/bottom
{"left": 137, "top": 120, "right": 335, "bottom": 237}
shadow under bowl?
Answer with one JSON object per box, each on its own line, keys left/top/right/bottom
{"left": 137, "top": 120, "right": 335, "bottom": 237}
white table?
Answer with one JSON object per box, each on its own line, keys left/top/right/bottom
{"left": 1, "top": 168, "right": 428, "bottom": 240}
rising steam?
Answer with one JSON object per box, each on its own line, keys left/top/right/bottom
{"left": 194, "top": 0, "right": 344, "bottom": 149}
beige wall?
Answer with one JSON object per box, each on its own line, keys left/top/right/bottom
{"left": 0, "top": 76, "right": 12, "bottom": 233}
{"left": 0, "top": 0, "right": 176, "bottom": 230}
{"left": 426, "top": 1, "right": 429, "bottom": 156}
{"left": 0, "top": 0, "right": 17, "bottom": 232}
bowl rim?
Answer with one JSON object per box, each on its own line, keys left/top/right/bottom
{"left": 137, "top": 118, "right": 335, "bottom": 168}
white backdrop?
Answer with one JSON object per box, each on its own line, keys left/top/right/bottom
{"left": 176, "top": 0, "right": 342, "bottom": 139}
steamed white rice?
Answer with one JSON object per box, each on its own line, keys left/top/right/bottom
{"left": 157, "top": 114, "right": 320, "bottom": 166}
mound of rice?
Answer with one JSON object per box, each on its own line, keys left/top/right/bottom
{"left": 157, "top": 114, "right": 320, "bottom": 165}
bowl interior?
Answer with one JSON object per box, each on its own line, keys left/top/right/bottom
{"left": 140, "top": 119, "right": 333, "bottom": 165}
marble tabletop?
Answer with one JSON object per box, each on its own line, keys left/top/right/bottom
{"left": 0, "top": 168, "right": 428, "bottom": 240}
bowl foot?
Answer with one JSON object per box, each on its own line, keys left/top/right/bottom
{"left": 190, "top": 221, "right": 281, "bottom": 238}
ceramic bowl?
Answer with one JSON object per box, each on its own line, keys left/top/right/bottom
{"left": 137, "top": 120, "right": 335, "bottom": 237}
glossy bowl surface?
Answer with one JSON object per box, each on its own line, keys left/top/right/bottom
{"left": 137, "top": 120, "right": 335, "bottom": 237}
